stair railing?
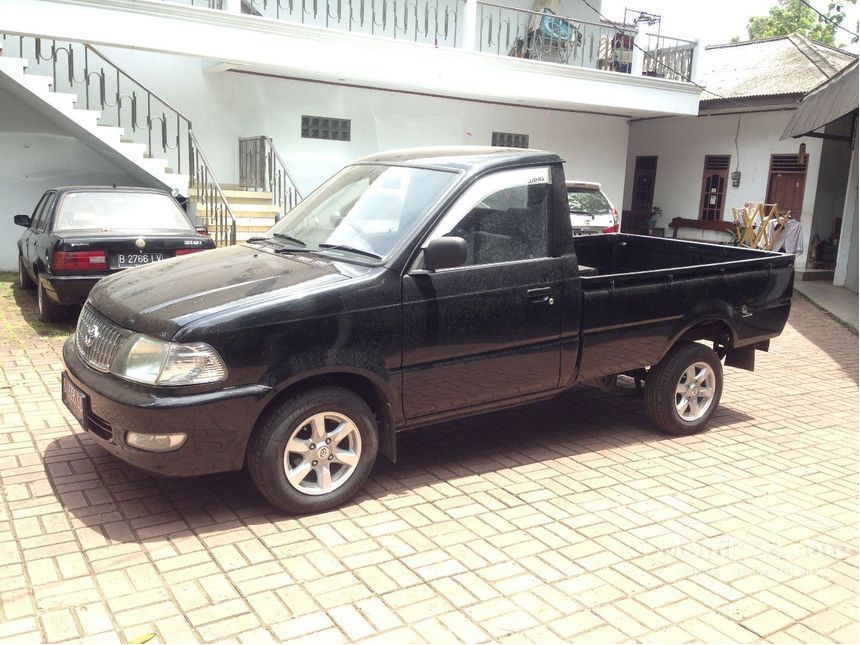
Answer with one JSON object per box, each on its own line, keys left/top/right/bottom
{"left": 0, "top": 32, "right": 236, "bottom": 244}
{"left": 239, "top": 136, "right": 304, "bottom": 221}
{"left": 190, "top": 132, "right": 237, "bottom": 246}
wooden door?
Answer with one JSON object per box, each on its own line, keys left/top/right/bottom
{"left": 766, "top": 154, "right": 808, "bottom": 220}
{"left": 631, "top": 156, "right": 657, "bottom": 212}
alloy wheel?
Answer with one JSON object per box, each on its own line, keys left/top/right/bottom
{"left": 282, "top": 411, "right": 362, "bottom": 495}
{"left": 674, "top": 361, "right": 716, "bottom": 421}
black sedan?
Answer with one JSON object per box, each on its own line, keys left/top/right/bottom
{"left": 15, "top": 186, "right": 215, "bottom": 322}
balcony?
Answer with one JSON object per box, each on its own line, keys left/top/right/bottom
{"left": 183, "top": 0, "right": 699, "bottom": 83}
{"left": 2, "top": 0, "right": 703, "bottom": 118}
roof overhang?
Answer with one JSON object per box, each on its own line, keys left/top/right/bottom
{"left": 781, "top": 60, "right": 859, "bottom": 140}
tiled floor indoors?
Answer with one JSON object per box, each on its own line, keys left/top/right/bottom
{"left": 0, "top": 275, "right": 857, "bottom": 644}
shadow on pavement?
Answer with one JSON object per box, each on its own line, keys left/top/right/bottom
{"left": 42, "top": 385, "right": 755, "bottom": 540}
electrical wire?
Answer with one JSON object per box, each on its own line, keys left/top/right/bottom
{"left": 796, "top": 0, "right": 859, "bottom": 40}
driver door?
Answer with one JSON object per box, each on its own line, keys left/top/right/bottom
{"left": 401, "top": 166, "right": 563, "bottom": 419}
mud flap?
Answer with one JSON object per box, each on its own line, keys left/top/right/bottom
{"left": 724, "top": 341, "right": 768, "bottom": 372}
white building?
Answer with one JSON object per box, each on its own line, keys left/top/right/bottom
{"left": 623, "top": 34, "right": 858, "bottom": 292}
{"left": 0, "top": 0, "right": 703, "bottom": 269}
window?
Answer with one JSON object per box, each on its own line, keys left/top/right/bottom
{"left": 699, "top": 155, "right": 730, "bottom": 221}
{"left": 32, "top": 192, "right": 57, "bottom": 231}
{"left": 631, "top": 156, "right": 657, "bottom": 212}
{"left": 54, "top": 192, "right": 192, "bottom": 232}
{"left": 270, "top": 164, "right": 457, "bottom": 260}
{"left": 301, "top": 115, "right": 351, "bottom": 141}
{"left": 492, "top": 132, "right": 530, "bottom": 149}
{"left": 426, "top": 166, "right": 550, "bottom": 267}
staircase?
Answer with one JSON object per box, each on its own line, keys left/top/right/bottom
{"left": 191, "top": 188, "right": 280, "bottom": 242}
{"left": 0, "top": 34, "right": 236, "bottom": 246}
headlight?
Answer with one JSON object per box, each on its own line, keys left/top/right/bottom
{"left": 112, "top": 334, "right": 227, "bottom": 386}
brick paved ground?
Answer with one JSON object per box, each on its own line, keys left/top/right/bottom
{"left": 0, "top": 274, "right": 857, "bottom": 644}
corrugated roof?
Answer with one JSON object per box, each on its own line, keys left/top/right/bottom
{"left": 700, "top": 33, "right": 857, "bottom": 102}
{"left": 782, "top": 60, "right": 858, "bottom": 138}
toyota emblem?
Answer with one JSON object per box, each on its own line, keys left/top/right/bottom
{"left": 83, "top": 323, "right": 100, "bottom": 348}
{"left": 135, "top": 238, "right": 146, "bottom": 249}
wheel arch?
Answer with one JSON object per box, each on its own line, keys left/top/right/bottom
{"left": 659, "top": 316, "right": 737, "bottom": 365}
{"left": 251, "top": 368, "right": 399, "bottom": 463}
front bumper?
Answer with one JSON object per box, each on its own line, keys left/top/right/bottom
{"left": 62, "top": 337, "right": 271, "bottom": 476}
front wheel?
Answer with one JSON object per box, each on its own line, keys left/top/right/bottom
{"left": 18, "top": 256, "right": 35, "bottom": 290}
{"left": 644, "top": 342, "right": 723, "bottom": 435}
{"left": 247, "top": 387, "right": 378, "bottom": 514}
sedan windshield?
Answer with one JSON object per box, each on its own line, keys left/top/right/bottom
{"left": 567, "top": 188, "right": 612, "bottom": 215}
{"left": 265, "top": 164, "right": 457, "bottom": 261}
{"left": 54, "top": 192, "right": 193, "bottom": 233}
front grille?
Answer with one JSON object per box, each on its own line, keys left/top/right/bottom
{"left": 75, "top": 305, "right": 133, "bottom": 372}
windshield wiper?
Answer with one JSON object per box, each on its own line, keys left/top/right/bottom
{"left": 272, "top": 233, "right": 307, "bottom": 247}
{"left": 317, "top": 244, "right": 382, "bottom": 260}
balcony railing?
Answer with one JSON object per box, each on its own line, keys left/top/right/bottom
{"left": 477, "top": 1, "right": 635, "bottom": 73}
{"left": 240, "top": 0, "right": 465, "bottom": 47}
{"left": 139, "top": 0, "right": 700, "bottom": 82}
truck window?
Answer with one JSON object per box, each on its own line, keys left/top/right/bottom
{"left": 426, "top": 167, "right": 550, "bottom": 266}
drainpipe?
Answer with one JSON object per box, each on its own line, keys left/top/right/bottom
{"left": 631, "top": 23, "right": 646, "bottom": 77}
{"left": 462, "top": 0, "right": 478, "bottom": 51}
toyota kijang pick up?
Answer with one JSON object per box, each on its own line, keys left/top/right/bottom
{"left": 62, "top": 147, "right": 794, "bottom": 514}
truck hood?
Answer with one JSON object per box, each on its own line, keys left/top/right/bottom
{"left": 88, "top": 245, "right": 360, "bottom": 339}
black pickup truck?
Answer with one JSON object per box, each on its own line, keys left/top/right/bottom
{"left": 62, "top": 148, "right": 793, "bottom": 514}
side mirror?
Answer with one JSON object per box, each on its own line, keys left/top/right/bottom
{"left": 425, "top": 236, "right": 467, "bottom": 272}
{"left": 14, "top": 214, "right": 31, "bottom": 227}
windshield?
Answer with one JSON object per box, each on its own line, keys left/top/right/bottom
{"left": 265, "top": 164, "right": 457, "bottom": 261}
{"left": 567, "top": 188, "right": 612, "bottom": 215}
{"left": 54, "top": 192, "right": 192, "bottom": 232}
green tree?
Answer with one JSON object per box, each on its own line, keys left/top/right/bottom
{"left": 746, "top": 0, "right": 856, "bottom": 45}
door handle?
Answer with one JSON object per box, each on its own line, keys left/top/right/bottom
{"left": 527, "top": 287, "right": 553, "bottom": 304}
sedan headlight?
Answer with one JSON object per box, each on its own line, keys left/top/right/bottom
{"left": 112, "top": 334, "right": 227, "bottom": 386}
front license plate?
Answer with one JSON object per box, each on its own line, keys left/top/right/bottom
{"left": 61, "top": 372, "right": 88, "bottom": 426}
{"left": 115, "top": 253, "right": 164, "bottom": 268}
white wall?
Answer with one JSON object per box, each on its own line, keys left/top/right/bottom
{"left": 96, "top": 47, "right": 631, "bottom": 207}
{"left": 624, "top": 110, "right": 824, "bottom": 268}
{"left": 0, "top": 87, "right": 140, "bottom": 270}
{"left": 834, "top": 141, "right": 858, "bottom": 292}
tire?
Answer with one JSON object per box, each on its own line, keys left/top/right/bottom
{"left": 36, "top": 276, "right": 64, "bottom": 323}
{"left": 644, "top": 342, "right": 723, "bottom": 435}
{"left": 18, "top": 256, "right": 35, "bottom": 290}
{"left": 247, "top": 386, "right": 379, "bottom": 514}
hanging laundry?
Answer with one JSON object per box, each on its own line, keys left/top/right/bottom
{"left": 771, "top": 218, "right": 804, "bottom": 255}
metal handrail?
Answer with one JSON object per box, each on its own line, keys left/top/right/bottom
{"left": 190, "top": 131, "right": 237, "bottom": 246}
{"left": 239, "top": 135, "right": 303, "bottom": 221}
{"left": 0, "top": 32, "right": 238, "bottom": 245}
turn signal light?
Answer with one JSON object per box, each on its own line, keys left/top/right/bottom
{"left": 175, "top": 249, "right": 202, "bottom": 256}
{"left": 52, "top": 250, "right": 107, "bottom": 272}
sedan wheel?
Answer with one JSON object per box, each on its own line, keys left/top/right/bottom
{"left": 36, "top": 277, "right": 64, "bottom": 323}
{"left": 18, "top": 256, "right": 35, "bottom": 290}
{"left": 248, "top": 387, "right": 378, "bottom": 514}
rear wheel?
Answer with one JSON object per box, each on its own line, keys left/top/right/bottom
{"left": 18, "top": 256, "right": 35, "bottom": 290}
{"left": 36, "top": 276, "right": 65, "bottom": 323}
{"left": 247, "top": 387, "right": 378, "bottom": 514}
{"left": 644, "top": 342, "right": 723, "bottom": 435}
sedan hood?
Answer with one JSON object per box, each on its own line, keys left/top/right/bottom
{"left": 88, "top": 245, "right": 359, "bottom": 339}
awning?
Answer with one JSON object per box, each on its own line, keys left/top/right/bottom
{"left": 781, "top": 59, "right": 858, "bottom": 139}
